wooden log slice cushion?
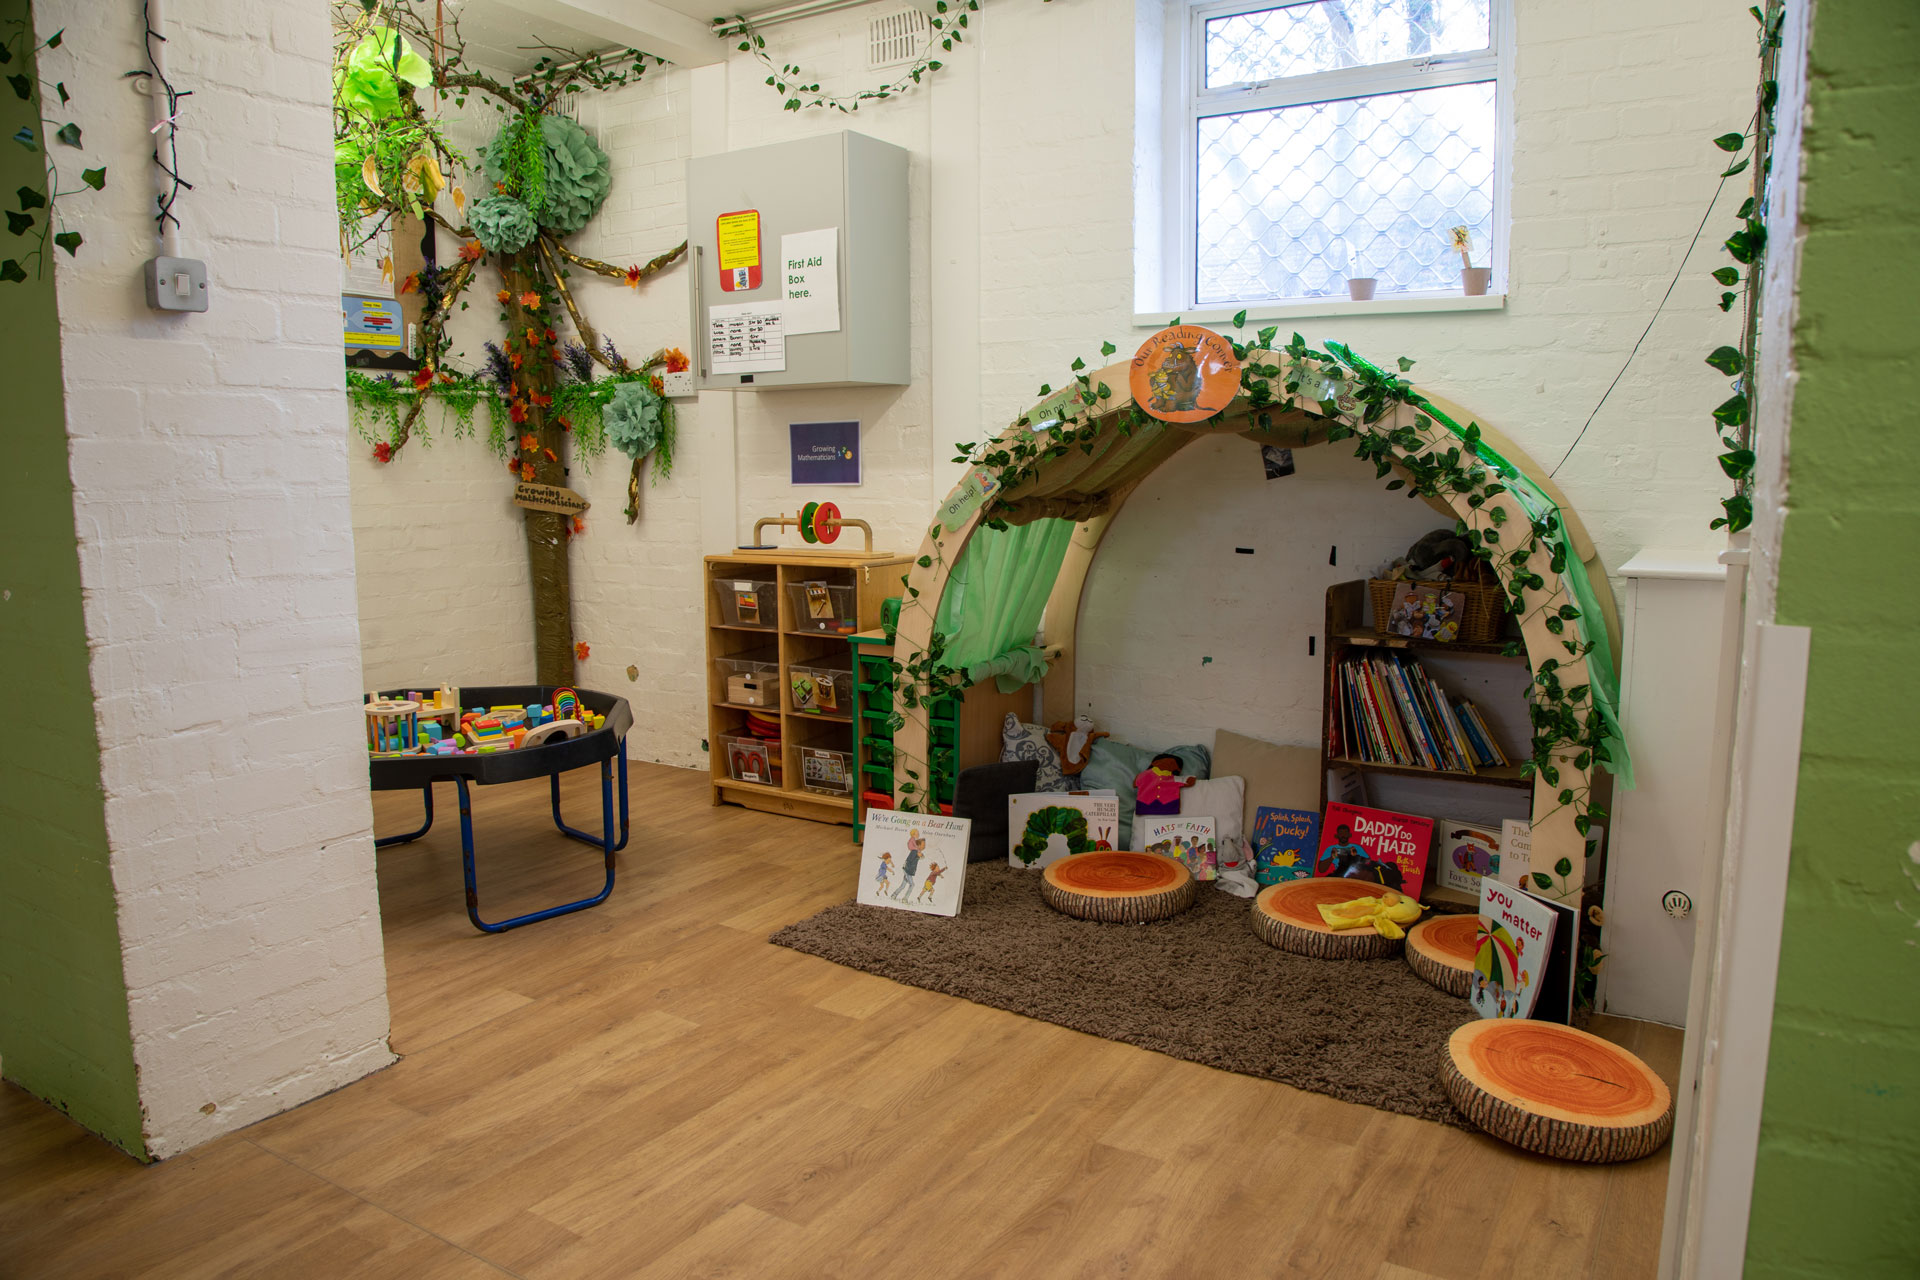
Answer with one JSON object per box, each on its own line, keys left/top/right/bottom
{"left": 1441, "top": 1019, "right": 1674, "bottom": 1163}
{"left": 1250, "top": 880, "right": 1403, "bottom": 959}
{"left": 1040, "top": 852, "right": 1195, "bottom": 922}
{"left": 1405, "top": 913, "right": 1480, "bottom": 997}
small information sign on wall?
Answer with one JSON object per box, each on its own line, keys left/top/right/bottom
{"left": 790, "top": 420, "right": 861, "bottom": 486}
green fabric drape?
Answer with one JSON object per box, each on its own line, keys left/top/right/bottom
{"left": 1331, "top": 344, "right": 1633, "bottom": 788}
{"left": 935, "top": 518, "right": 1076, "bottom": 692}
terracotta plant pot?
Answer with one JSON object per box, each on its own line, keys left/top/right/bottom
{"left": 1461, "top": 266, "right": 1492, "bottom": 296}
{"left": 1347, "top": 277, "right": 1378, "bottom": 301}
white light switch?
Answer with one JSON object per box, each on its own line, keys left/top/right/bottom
{"left": 143, "top": 255, "right": 210, "bottom": 313}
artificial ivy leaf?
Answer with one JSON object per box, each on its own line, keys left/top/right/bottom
{"left": 1531, "top": 872, "right": 1555, "bottom": 891}
{"left": 6, "top": 74, "right": 29, "bottom": 101}
{"left": 5, "top": 210, "right": 30, "bottom": 234}
{"left": 1712, "top": 392, "right": 1749, "bottom": 427}
{"left": 0, "top": 41, "right": 9, "bottom": 63}
{"left": 1704, "top": 345, "right": 1745, "bottom": 376}
{"left": 1718, "top": 447, "right": 1756, "bottom": 477}
{"left": 53, "top": 230, "right": 80, "bottom": 255}
{"left": 1554, "top": 857, "right": 1574, "bottom": 877}
{"left": 0, "top": 258, "right": 24, "bottom": 282}
{"left": 1232, "top": 309, "right": 1246, "bottom": 329}
{"left": 56, "top": 122, "right": 80, "bottom": 147}
{"left": 56, "top": 81, "right": 68, "bottom": 104}
{"left": 1070, "top": 356, "right": 1085, "bottom": 371}
{"left": 1719, "top": 291, "right": 1738, "bottom": 312}
{"left": 1712, "top": 266, "right": 1740, "bottom": 286}
{"left": 45, "top": 29, "right": 62, "bottom": 48}
{"left": 16, "top": 184, "right": 44, "bottom": 209}
{"left": 81, "top": 166, "right": 105, "bottom": 190}
{"left": 1099, "top": 340, "right": 1116, "bottom": 357}
{"left": 1397, "top": 356, "right": 1415, "bottom": 372}
{"left": 1721, "top": 157, "right": 1750, "bottom": 179}
{"left": 1711, "top": 131, "right": 1745, "bottom": 152}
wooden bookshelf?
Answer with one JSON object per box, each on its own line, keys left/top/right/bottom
{"left": 1320, "top": 579, "right": 1528, "bottom": 817}
{"left": 705, "top": 549, "right": 912, "bottom": 826}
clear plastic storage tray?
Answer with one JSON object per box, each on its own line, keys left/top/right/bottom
{"left": 715, "top": 652, "right": 778, "bottom": 707}
{"left": 713, "top": 578, "right": 777, "bottom": 629}
{"left": 786, "top": 581, "right": 857, "bottom": 634}
{"left": 799, "top": 745, "right": 854, "bottom": 796}
{"left": 788, "top": 660, "right": 851, "bottom": 715}
{"left": 721, "top": 734, "right": 781, "bottom": 786}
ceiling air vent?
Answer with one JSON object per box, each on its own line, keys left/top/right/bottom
{"left": 868, "top": 9, "right": 930, "bottom": 71}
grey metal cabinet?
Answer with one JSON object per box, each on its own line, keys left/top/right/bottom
{"left": 686, "top": 130, "right": 909, "bottom": 391}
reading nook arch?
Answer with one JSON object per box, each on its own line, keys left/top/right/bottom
{"left": 889, "top": 332, "right": 1629, "bottom": 884}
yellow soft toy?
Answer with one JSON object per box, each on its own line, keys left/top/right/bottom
{"left": 1317, "top": 891, "right": 1425, "bottom": 940}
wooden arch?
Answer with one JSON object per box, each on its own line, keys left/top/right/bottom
{"left": 893, "top": 346, "right": 1620, "bottom": 882}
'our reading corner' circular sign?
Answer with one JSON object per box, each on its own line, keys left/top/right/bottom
{"left": 1129, "top": 325, "right": 1239, "bottom": 423}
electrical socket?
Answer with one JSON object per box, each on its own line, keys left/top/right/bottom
{"left": 661, "top": 369, "right": 696, "bottom": 398}
{"left": 143, "top": 256, "right": 209, "bottom": 313}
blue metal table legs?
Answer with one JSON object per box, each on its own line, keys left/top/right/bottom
{"left": 375, "top": 785, "right": 434, "bottom": 847}
{"left": 457, "top": 745, "right": 624, "bottom": 933}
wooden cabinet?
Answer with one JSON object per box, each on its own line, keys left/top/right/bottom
{"left": 705, "top": 550, "right": 911, "bottom": 825}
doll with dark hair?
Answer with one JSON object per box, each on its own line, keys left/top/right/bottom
{"left": 1134, "top": 752, "right": 1195, "bottom": 817}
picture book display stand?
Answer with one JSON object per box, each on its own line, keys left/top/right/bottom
{"left": 368, "top": 685, "right": 633, "bottom": 933}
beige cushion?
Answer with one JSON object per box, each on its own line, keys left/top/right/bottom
{"left": 1211, "top": 729, "right": 1321, "bottom": 834}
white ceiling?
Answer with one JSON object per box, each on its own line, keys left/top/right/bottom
{"left": 445, "top": 0, "right": 748, "bottom": 73}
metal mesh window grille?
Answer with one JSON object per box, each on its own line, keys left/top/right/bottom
{"left": 1205, "top": 0, "right": 1490, "bottom": 88}
{"left": 1196, "top": 81, "right": 1496, "bottom": 303}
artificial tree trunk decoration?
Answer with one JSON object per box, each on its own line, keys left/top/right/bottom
{"left": 334, "top": 2, "right": 689, "bottom": 682}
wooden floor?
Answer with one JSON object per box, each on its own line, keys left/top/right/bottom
{"left": 1, "top": 761, "right": 1682, "bottom": 1279}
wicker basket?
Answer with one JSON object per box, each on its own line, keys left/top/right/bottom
{"left": 1369, "top": 573, "right": 1504, "bottom": 644}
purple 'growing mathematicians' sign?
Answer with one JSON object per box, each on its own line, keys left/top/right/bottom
{"left": 790, "top": 420, "right": 861, "bottom": 486}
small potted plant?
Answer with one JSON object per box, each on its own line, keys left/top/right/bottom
{"left": 1339, "top": 241, "right": 1376, "bottom": 300}
{"left": 1451, "top": 226, "right": 1491, "bottom": 295}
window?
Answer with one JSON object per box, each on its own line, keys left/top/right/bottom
{"left": 1172, "top": 0, "right": 1509, "bottom": 309}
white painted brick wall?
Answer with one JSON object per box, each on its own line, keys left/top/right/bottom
{"left": 36, "top": 0, "right": 392, "bottom": 1158}
{"left": 349, "top": 0, "right": 1753, "bottom": 779}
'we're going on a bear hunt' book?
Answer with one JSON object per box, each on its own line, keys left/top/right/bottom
{"left": 1314, "top": 802, "right": 1434, "bottom": 900}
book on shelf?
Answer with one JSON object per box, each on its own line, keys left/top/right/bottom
{"left": 1472, "top": 878, "right": 1576, "bottom": 1023}
{"left": 1315, "top": 801, "right": 1435, "bottom": 900}
{"left": 1250, "top": 806, "right": 1321, "bottom": 885}
{"left": 1332, "top": 648, "right": 1512, "bottom": 774}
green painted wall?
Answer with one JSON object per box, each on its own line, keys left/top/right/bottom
{"left": 1746, "top": 2, "right": 1920, "bottom": 1274}
{"left": 0, "top": 0, "right": 145, "bottom": 1159}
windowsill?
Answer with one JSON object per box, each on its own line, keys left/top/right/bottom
{"left": 1133, "top": 293, "right": 1507, "bottom": 330}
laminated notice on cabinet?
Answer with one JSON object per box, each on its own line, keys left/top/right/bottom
{"left": 707, "top": 300, "right": 786, "bottom": 374}
{"left": 780, "top": 227, "right": 840, "bottom": 335}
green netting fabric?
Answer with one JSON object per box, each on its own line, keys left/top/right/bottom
{"left": 935, "top": 518, "right": 1076, "bottom": 692}
{"left": 1330, "top": 343, "right": 1632, "bottom": 788}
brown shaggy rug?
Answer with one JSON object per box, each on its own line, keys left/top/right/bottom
{"left": 771, "top": 863, "right": 1478, "bottom": 1128}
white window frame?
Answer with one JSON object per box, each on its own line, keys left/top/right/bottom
{"left": 1149, "top": 0, "right": 1514, "bottom": 320}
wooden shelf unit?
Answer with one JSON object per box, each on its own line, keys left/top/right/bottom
{"left": 705, "top": 550, "right": 912, "bottom": 825}
{"left": 1319, "top": 577, "right": 1531, "bottom": 819}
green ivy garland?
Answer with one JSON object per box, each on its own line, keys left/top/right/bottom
{"left": 1701, "top": 2, "right": 1784, "bottom": 534}
{"left": 1, "top": 21, "right": 105, "bottom": 283}
{"left": 716, "top": 0, "right": 1033, "bottom": 114}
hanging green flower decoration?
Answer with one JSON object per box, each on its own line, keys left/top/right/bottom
{"left": 336, "top": 27, "right": 432, "bottom": 120}
{"left": 604, "top": 379, "right": 669, "bottom": 462}
{"left": 469, "top": 193, "right": 537, "bottom": 254}
{"left": 481, "top": 113, "right": 612, "bottom": 236}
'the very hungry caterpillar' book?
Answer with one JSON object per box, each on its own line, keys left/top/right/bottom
{"left": 1315, "top": 802, "right": 1435, "bottom": 900}
{"left": 1250, "top": 806, "right": 1320, "bottom": 886}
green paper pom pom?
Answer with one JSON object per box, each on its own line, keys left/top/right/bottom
{"left": 604, "top": 379, "right": 666, "bottom": 461}
{"left": 481, "top": 113, "right": 611, "bottom": 236}
{"left": 469, "top": 193, "right": 537, "bottom": 254}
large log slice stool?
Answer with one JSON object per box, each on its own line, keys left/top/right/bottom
{"left": 1040, "top": 851, "right": 1196, "bottom": 922}
{"left": 1250, "top": 879, "right": 1404, "bottom": 959}
{"left": 1442, "top": 1019, "right": 1674, "bottom": 1163}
